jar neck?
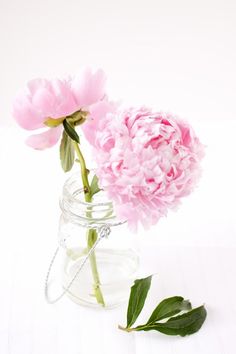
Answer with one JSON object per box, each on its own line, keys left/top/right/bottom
{"left": 60, "top": 173, "right": 123, "bottom": 228}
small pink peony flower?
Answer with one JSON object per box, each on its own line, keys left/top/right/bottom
{"left": 91, "top": 107, "right": 205, "bottom": 231}
{"left": 13, "top": 68, "right": 108, "bottom": 149}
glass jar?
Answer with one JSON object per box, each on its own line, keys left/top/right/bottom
{"left": 58, "top": 173, "right": 139, "bottom": 308}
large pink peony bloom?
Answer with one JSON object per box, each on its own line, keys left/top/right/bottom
{"left": 91, "top": 107, "right": 205, "bottom": 231}
{"left": 13, "top": 69, "right": 108, "bottom": 149}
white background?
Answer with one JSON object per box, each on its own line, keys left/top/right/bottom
{"left": 0, "top": 0, "right": 236, "bottom": 353}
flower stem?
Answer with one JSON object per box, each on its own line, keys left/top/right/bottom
{"left": 73, "top": 142, "right": 91, "bottom": 201}
{"left": 72, "top": 141, "right": 105, "bottom": 306}
{"left": 87, "top": 229, "right": 105, "bottom": 306}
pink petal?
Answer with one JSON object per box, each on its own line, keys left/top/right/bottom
{"left": 13, "top": 96, "right": 45, "bottom": 130}
{"left": 27, "top": 78, "right": 48, "bottom": 95}
{"left": 31, "top": 79, "right": 77, "bottom": 118}
{"left": 71, "top": 68, "right": 106, "bottom": 108}
{"left": 32, "top": 88, "right": 56, "bottom": 115}
{"left": 26, "top": 126, "right": 62, "bottom": 150}
{"left": 50, "top": 79, "right": 78, "bottom": 117}
{"left": 82, "top": 100, "right": 116, "bottom": 146}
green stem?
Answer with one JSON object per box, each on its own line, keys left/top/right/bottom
{"left": 72, "top": 141, "right": 105, "bottom": 306}
{"left": 87, "top": 229, "right": 105, "bottom": 306}
{"left": 73, "top": 142, "right": 91, "bottom": 202}
{"left": 118, "top": 325, "right": 135, "bottom": 332}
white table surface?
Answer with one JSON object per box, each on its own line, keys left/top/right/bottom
{"left": 0, "top": 123, "right": 236, "bottom": 354}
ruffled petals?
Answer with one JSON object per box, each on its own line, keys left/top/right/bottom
{"left": 92, "top": 107, "right": 205, "bottom": 231}
{"left": 82, "top": 100, "right": 117, "bottom": 146}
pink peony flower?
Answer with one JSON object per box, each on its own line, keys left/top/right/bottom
{"left": 90, "top": 107, "right": 205, "bottom": 231}
{"left": 13, "top": 69, "right": 108, "bottom": 149}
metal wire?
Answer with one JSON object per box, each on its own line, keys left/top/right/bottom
{"left": 44, "top": 225, "right": 111, "bottom": 304}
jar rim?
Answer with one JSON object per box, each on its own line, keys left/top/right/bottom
{"left": 63, "top": 172, "right": 112, "bottom": 207}
{"left": 60, "top": 173, "right": 126, "bottom": 228}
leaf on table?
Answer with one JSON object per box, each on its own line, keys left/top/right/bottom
{"left": 147, "top": 296, "right": 192, "bottom": 324}
{"left": 135, "top": 305, "right": 207, "bottom": 336}
{"left": 126, "top": 275, "right": 152, "bottom": 328}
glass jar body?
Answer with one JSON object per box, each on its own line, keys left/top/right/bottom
{"left": 58, "top": 174, "right": 139, "bottom": 308}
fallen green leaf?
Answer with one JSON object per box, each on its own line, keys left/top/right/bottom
{"left": 135, "top": 305, "right": 207, "bottom": 336}
{"left": 147, "top": 296, "right": 192, "bottom": 324}
{"left": 119, "top": 276, "right": 207, "bottom": 337}
{"left": 126, "top": 276, "right": 152, "bottom": 328}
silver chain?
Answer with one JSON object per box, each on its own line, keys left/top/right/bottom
{"left": 44, "top": 225, "right": 111, "bottom": 304}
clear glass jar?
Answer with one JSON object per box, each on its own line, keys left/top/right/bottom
{"left": 58, "top": 173, "right": 139, "bottom": 308}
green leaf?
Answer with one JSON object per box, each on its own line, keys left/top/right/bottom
{"left": 44, "top": 117, "right": 65, "bottom": 127}
{"left": 147, "top": 296, "right": 192, "bottom": 324}
{"left": 126, "top": 276, "right": 152, "bottom": 328}
{"left": 60, "top": 130, "right": 75, "bottom": 172}
{"left": 90, "top": 175, "right": 101, "bottom": 197}
{"left": 63, "top": 119, "right": 80, "bottom": 143}
{"left": 135, "top": 305, "right": 207, "bottom": 337}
